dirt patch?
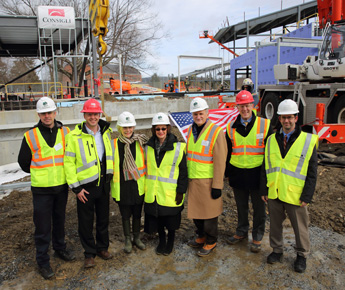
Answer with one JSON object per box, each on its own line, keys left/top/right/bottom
{"left": 0, "top": 133, "right": 344, "bottom": 289}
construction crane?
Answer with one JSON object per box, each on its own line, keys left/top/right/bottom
{"left": 258, "top": 0, "right": 345, "bottom": 143}
{"left": 199, "top": 30, "right": 239, "bottom": 57}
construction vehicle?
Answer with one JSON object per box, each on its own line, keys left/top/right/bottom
{"left": 162, "top": 79, "right": 187, "bottom": 93}
{"left": 200, "top": 30, "right": 239, "bottom": 57}
{"left": 258, "top": 0, "right": 345, "bottom": 143}
{"left": 108, "top": 78, "right": 137, "bottom": 95}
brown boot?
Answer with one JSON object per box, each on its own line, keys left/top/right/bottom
{"left": 197, "top": 243, "right": 217, "bottom": 257}
{"left": 187, "top": 236, "right": 206, "bottom": 248}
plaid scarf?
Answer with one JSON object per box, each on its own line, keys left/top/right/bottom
{"left": 118, "top": 133, "right": 148, "bottom": 181}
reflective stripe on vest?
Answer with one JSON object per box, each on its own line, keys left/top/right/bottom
{"left": 25, "top": 126, "right": 69, "bottom": 187}
{"left": 265, "top": 132, "right": 318, "bottom": 206}
{"left": 146, "top": 142, "right": 181, "bottom": 184}
{"left": 227, "top": 117, "right": 270, "bottom": 169}
{"left": 111, "top": 139, "right": 146, "bottom": 201}
{"left": 186, "top": 122, "right": 222, "bottom": 179}
{"left": 26, "top": 126, "right": 69, "bottom": 168}
{"left": 145, "top": 142, "right": 186, "bottom": 207}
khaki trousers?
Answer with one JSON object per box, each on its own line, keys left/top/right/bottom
{"left": 268, "top": 198, "right": 310, "bottom": 258}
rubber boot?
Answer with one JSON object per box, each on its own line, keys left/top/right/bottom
{"left": 164, "top": 230, "right": 175, "bottom": 256}
{"left": 122, "top": 219, "right": 132, "bottom": 254}
{"left": 133, "top": 219, "right": 146, "bottom": 250}
{"left": 156, "top": 228, "right": 166, "bottom": 255}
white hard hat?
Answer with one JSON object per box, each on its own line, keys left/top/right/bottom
{"left": 117, "top": 111, "right": 136, "bottom": 127}
{"left": 36, "top": 97, "right": 57, "bottom": 113}
{"left": 190, "top": 97, "right": 209, "bottom": 113}
{"left": 277, "top": 99, "right": 299, "bottom": 115}
{"left": 152, "top": 112, "right": 170, "bottom": 125}
{"left": 242, "top": 78, "right": 253, "bottom": 86}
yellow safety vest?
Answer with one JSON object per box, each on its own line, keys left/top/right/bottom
{"left": 111, "top": 139, "right": 146, "bottom": 201}
{"left": 265, "top": 132, "right": 318, "bottom": 206}
{"left": 187, "top": 122, "right": 222, "bottom": 179}
{"left": 64, "top": 122, "right": 114, "bottom": 189}
{"left": 145, "top": 142, "right": 186, "bottom": 207}
{"left": 227, "top": 116, "right": 270, "bottom": 168}
{"left": 25, "top": 126, "right": 70, "bottom": 187}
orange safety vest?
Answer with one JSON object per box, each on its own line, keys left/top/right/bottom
{"left": 25, "top": 126, "right": 69, "bottom": 187}
{"left": 227, "top": 116, "right": 270, "bottom": 168}
{"left": 187, "top": 122, "right": 222, "bottom": 178}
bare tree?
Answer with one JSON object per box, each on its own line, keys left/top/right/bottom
{"left": 0, "top": 0, "right": 165, "bottom": 84}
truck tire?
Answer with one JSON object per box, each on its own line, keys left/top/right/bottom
{"left": 333, "top": 97, "right": 345, "bottom": 124}
{"left": 261, "top": 92, "right": 280, "bottom": 127}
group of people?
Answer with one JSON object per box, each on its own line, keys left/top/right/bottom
{"left": 18, "top": 86, "right": 318, "bottom": 279}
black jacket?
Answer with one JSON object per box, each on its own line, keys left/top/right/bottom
{"left": 115, "top": 138, "right": 144, "bottom": 205}
{"left": 260, "top": 125, "right": 318, "bottom": 204}
{"left": 18, "top": 120, "right": 68, "bottom": 194}
{"left": 144, "top": 133, "right": 188, "bottom": 217}
{"left": 225, "top": 113, "right": 274, "bottom": 189}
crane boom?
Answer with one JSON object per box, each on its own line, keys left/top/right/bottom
{"left": 199, "top": 30, "right": 239, "bottom": 57}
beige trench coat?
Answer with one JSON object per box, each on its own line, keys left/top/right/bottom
{"left": 187, "top": 120, "right": 228, "bottom": 219}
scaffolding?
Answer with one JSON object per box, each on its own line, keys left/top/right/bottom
{"left": 37, "top": 6, "right": 96, "bottom": 99}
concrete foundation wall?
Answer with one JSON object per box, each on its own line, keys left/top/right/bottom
{"left": 0, "top": 96, "right": 219, "bottom": 165}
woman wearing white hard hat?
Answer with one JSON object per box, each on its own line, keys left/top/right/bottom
{"left": 110, "top": 111, "right": 148, "bottom": 254}
{"left": 144, "top": 112, "right": 188, "bottom": 255}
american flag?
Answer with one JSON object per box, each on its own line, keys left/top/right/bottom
{"left": 169, "top": 108, "right": 239, "bottom": 141}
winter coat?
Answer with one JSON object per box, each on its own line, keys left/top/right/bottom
{"left": 260, "top": 125, "right": 318, "bottom": 204}
{"left": 187, "top": 120, "right": 228, "bottom": 219}
{"left": 115, "top": 139, "right": 144, "bottom": 205}
{"left": 225, "top": 113, "right": 273, "bottom": 190}
{"left": 144, "top": 133, "right": 188, "bottom": 217}
{"left": 18, "top": 120, "right": 68, "bottom": 194}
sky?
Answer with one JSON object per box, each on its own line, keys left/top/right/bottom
{"left": 145, "top": 0, "right": 313, "bottom": 77}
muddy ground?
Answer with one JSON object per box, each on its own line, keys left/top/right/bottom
{"left": 0, "top": 128, "right": 345, "bottom": 290}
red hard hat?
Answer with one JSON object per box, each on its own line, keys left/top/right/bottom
{"left": 236, "top": 90, "right": 254, "bottom": 105}
{"left": 80, "top": 98, "right": 103, "bottom": 113}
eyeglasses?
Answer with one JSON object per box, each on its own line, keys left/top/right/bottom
{"left": 155, "top": 127, "right": 167, "bottom": 131}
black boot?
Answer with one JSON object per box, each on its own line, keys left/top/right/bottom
{"left": 164, "top": 230, "right": 175, "bottom": 256}
{"left": 122, "top": 219, "right": 132, "bottom": 254}
{"left": 294, "top": 254, "right": 307, "bottom": 273}
{"left": 133, "top": 219, "right": 146, "bottom": 250}
{"left": 156, "top": 228, "right": 166, "bottom": 255}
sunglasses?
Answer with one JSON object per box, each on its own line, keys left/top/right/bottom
{"left": 155, "top": 127, "right": 167, "bottom": 132}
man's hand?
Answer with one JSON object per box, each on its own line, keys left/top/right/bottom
{"left": 175, "top": 193, "right": 184, "bottom": 205}
{"left": 300, "top": 201, "right": 308, "bottom": 207}
{"left": 261, "top": 195, "right": 268, "bottom": 204}
{"left": 211, "top": 188, "right": 222, "bottom": 199}
{"left": 77, "top": 188, "right": 90, "bottom": 203}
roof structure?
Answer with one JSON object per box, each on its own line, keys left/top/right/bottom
{"left": 182, "top": 63, "right": 230, "bottom": 78}
{"left": 0, "top": 15, "right": 89, "bottom": 57}
{"left": 213, "top": 1, "right": 318, "bottom": 44}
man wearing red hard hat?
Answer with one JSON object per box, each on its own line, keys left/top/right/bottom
{"left": 64, "top": 98, "right": 114, "bottom": 268}
{"left": 225, "top": 90, "right": 273, "bottom": 253}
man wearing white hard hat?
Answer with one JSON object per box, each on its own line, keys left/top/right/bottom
{"left": 186, "top": 97, "right": 227, "bottom": 256}
{"left": 261, "top": 99, "right": 318, "bottom": 273}
{"left": 18, "top": 97, "right": 75, "bottom": 279}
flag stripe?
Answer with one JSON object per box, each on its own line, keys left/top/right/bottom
{"left": 169, "top": 108, "right": 239, "bottom": 142}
